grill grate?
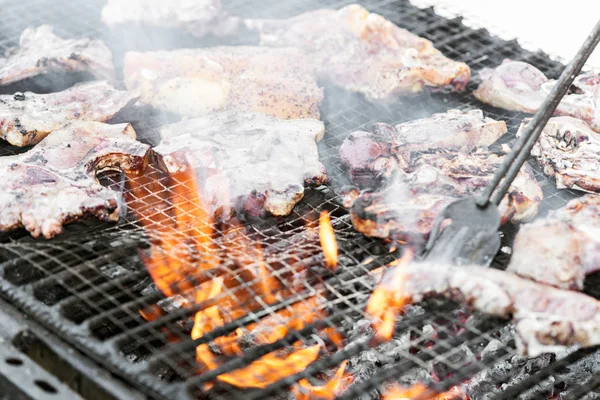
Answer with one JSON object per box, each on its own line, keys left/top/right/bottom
{"left": 0, "top": 0, "right": 598, "bottom": 399}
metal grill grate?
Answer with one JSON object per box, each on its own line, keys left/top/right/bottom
{"left": 0, "top": 0, "right": 598, "bottom": 399}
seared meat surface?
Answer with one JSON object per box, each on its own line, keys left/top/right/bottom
{"left": 508, "top": 195, "right": 600, "bottom": 290}
{"left": 372, "top": 261, "right": 600, "bottom": 356}
{"left": 246, "top": 4, "right": 470, "bottom": 101}
{"left": 102, "top": 0, "right": 240, "bottom": 37}
{"left": 0, "top": 122, "right": 150, "bottom": 238}
{"left": 347, "top": 150, "right": 542, "bottom": 239}
{"left": 339, "top": 109, "right": 507, "bottom": 188}
{"left": 0, "top": 81, "right": 139, "bottom": 146}
{"left": 123, "top": 47, "right": 323, "bottom": 119}
{"left": 0, "top": 25, "right": 115, "bottom": 86}
{"left": 474, "top": 60, "right": 600, "bottom": 131}
{"left": 517, "top": 116, "right": 600, "bottom": 193}
{"left": 153, "top": 112, "right": 327, "bottom": 218}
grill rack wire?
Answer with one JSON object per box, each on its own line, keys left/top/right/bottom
{"left": 0, "top": 0, "right": 599, "bottom": 399}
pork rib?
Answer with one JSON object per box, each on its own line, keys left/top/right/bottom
{"left": 375, "top": 262, "right": 600, "bottom": 356}
{"left": 153, "top": 112, "right": 327, "bottom": 219}
{"left": 474, "top": 59, "right": 600, "bottom": 132}
{"left": 0, "top": 81, "right": 139, "bottom": 147}
{"left": 246, "top": 4, "right": 470, "bottom": 101}
{"left": 508, "top": 195, "right": 600, "bottom": 290}
{"left": 101, "top": 0, "right": 240, "bottom": 37}
{"left": 517, "top": 116, "right": 600, "bottom": 193}
{"left": 0, "top": 122, "right": 150, "bottom": 238}
{"left": 0, "top": 25, "right": 115, "bottom": 86}
{"left": 123, "top": 47, "right": 323, "bottom": 120}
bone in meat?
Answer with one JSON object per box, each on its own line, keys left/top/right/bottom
{"left": 378, "top": 261, "right": 600, "bottom": 356}
{"left": 101, "top": 0, "right": 240, "bottom": 37}
{"left": 0, "top": 81, "right": 139, "bottom": 147}
{"left": 474, "top": 59, "right": 600, "bottom": 132}
{"left": 0, "top": 122, "right": 150, "bottom": 238}
{"left": 0, "top": 25, "right": 115, "bottom": 86}
{"left": 508, "top": 195, "right": 600, "bottom": 290}
{"left": 123, "top": 47, "right": 323, "bottom": 120}
{"left": 517, "top": 116, "right": 600, "bottom": 193}
{"left": 246, "top": 4, "right": 471, "bottom": 101}
{"left": 153, "top": 112, "right": 327, "bottom": 219}
{"left": 339, "top": 109, "right": 507, "bottom": 188}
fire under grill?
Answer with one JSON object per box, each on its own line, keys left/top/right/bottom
{"left": 1, "top": 0, "right": 600, "bottom": 399}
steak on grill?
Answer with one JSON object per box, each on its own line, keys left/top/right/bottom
{"left": 153, "top": 112, "right": 327, "bottom": 218}
{"left": 246, "top": 4, "right": 471, "bottom": 101}
{"left": 0, "top": 122, "right": 150, "bottom": 238}
{"left": 339, "top": 109, "right": 507, "bottom": 188}
{"left": 346, "top": 149, "right": 542, "bottom": 240}
{"left": 0, "top": 25, "right": 116, "bottom": 86}
{"left": 0, "top": 81, "right": 139, "bottom": 147}
{"left": 377, "top": 261, "right": 600, "bottom": 356}
{"left": 123, "top": 47, "right": 323, "bottom": 120}
{"left": 474, "top": 59, "right": 600, "bottom": 132}
{"left": 517, "top": 116, "right": 600, "bottom": 193}
{"left": 508, "top": 195, "right": 600, "bottom": 290}
{"left": 102, "top": 0, "right": 239, "bottom": 37}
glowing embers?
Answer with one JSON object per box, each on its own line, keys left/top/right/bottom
{"left": 382, "top": 383, "right": 469, "bottom": 400}
{"left": 319, "top": 211, "right": 338, "bottom": 273}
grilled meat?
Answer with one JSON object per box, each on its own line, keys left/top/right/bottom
{"left": 339, "top": 109, "right": 507, "bottom": 188}
{"left": 0, "top": 25, "right": 115, "bottom": 86}
{"left": 123, "top": 47, "right": 323, "bottom": 119}
{"left": 102, "top": 0, "right": 240, "bottom": 37}
{"left": 517, "top": 116, "right": 600, "bottom": 193}
{"left": 375, "top": 261, "right": 600, "bottom": 356}
{"left": 153, "top": 112, "right": 327, "bottom": 218}
{"left": 474, "top": 60, "right": 600, "bottom": 131}
{"left": 246, "top": 4, "right": 471, "bottom": 101}
{"left": 0, "top": 81, "right": 139, "bottom": 147}
{"left": 508, "top": 195, "right": 600, "bottom": 290}
{"left": 347, "top": 150, "right": 542, "bottom": 240}
{"left": 0, "top": 122, "right": 150, "bottom": 238}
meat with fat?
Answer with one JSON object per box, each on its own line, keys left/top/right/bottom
{"left": 101, "top": 0, "right": 240, "bottom": 37}
{"left": 474, "top": 59, "right": 600, "bottom": 132}
{"left": 0, "top": 25, "right": 115, "bottom": 86}
{"left": 508, "top": 195, "right": 600, "bottom": 290}
{"left": 517, "top": 116, "right": 600, "bottom": 193}
{"left": 339, "top": 109, "right": 507, "bottom": 188}
{"left": 246, "top": 4, "right": 470, "bottom": 101}
{"left": 0, "top": 122, "right": 150, "bottom": 238}
{"left": 123, "top": 47, "right": 323, "bottom": 120}
{"left": 373, "top": 261, "right": 600, "bottom": 356}
{"left": 0, "top": 81, "right": 139, "bottom": 147}
{"left": 153, "top": 112, "right": 327, "bottom": 219}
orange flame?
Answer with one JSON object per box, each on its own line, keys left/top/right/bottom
{"left": 292, "top": 360, "right": 352, "bottom": 400}
{"left": 366, "top": 249, "right": 415, "bottom": 341}
{"left": 382, "top": 383, "right": 469, "bottom": 400}
{"left": 319, "top": 211, "right": 338, "bottom": 272}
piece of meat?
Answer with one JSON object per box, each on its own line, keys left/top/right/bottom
{"left": 373, "top": 261, "right": 600, "bottom": 356}
{"left": 0, "top": 81, "right": 139, "bottom": 147}
{"left": 123, "top": 47, "right": 323, "bottom": 120}
{"left": 246, "top": 4, "right": 470, "bottom": 101}
{"left": 348, "top": 150, "right": 542, "bottom": 240}
{"left": 101, "top": 0, "right": 240, "bottom": 37}
{"left": 153, "top": 112, "right": 327, "bottom": 219}
{"left": 517, "top": 116, "right": 600, "bottom": 193}
{"left": 0, "top": 25, "right": 115, "bottom": 86}
{"left": 0, "top": 122, "right": 150, "bottom": 238}
{"left": 508, "top": 195, "right": 600, "bottom": 290}
{"left": 474, "top": 59, "right": 600, "bottom": 131}
{"left": 339, "top": 109, "right": 507, "bottom": 188}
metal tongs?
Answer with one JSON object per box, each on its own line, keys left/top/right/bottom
{"left": 424, "top": 19, "right": 600, "bottom": 266}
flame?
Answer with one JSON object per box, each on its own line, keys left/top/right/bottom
{"left": 292, "top": 361, "right": 352, "bottom": 400}
{"left": 381, "top": 383, "right": 469, "bottom": 400}
{"left": 319, "top": 211, "right": 338, "bottom": 272}
{"left": 366, "top": 249, "right": 415, "bottom": 341}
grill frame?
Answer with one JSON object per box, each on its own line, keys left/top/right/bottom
{"left": 0, "top": 0, "right": 599, "bottom": 399}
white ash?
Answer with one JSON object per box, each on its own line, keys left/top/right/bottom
{"left": 500, "top": 246, "right": 512, "bottom": 255}
{"left": 99, "top": 263, "right": 129, "bottom": 279}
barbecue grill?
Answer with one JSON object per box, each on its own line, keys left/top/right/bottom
{"left": 1, "top": 0, "right": 599, "bottom": 399}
